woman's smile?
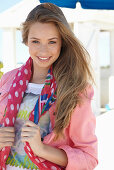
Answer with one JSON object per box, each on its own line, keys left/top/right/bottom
{"left": 37, "top": 56, "right": 51, "bottom": 61}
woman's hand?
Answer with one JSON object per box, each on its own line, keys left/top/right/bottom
{"left": 21, "top": 120, "right": 44, "bottom": 156}
{"left": 21, "top": 120, "right": 68, "bottom": 167}
{"left": 0, "top": 127, "right": 15, "bottom": 150}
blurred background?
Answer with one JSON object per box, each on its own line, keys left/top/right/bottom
{"left": 0, "top": 0, "right": 114, "bottom": 169}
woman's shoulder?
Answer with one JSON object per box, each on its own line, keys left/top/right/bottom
{"left": 71, "top": 84, "right": 95, "bottom": 123}
{"left": 80, "top": 84, "right": 94, "bottom": 101}
{"left": 0, "top": 68, "right": 18, "bottom": 88}
{"left": 49, "top": 84, "right": 94, "bottom": 114}
{"left": 1, "top": 68, "right": 18, "bottom": 79}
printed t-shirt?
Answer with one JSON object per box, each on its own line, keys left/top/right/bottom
{"left": 6, "top": 83, "right": 51, "bottom": 170}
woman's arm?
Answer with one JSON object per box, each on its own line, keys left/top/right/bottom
{"left": 37, "top": 143, "right": 68, "bottom": 167}
{"left": 58, "top": 85, "right": 98, "bottom": 170}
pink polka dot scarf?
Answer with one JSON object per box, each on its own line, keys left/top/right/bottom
{"left": 0, "top": 57, "right": 64, "bottom": 170}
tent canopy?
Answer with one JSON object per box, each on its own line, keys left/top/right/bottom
{"left": 40, "top": 0, "right": 114, "bottom": 9}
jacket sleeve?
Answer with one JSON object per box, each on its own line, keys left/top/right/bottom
{"left": 0, "top": 69, "right": 18, "bottom": 122}
{"left": 0, "top": 74, "right": 3, "bottom": 88}
{"left": 0, "top": 72, "right": 10, "bottom": 89}
{"left": 58, "top": 86, "right": 98, "bottom": 170}
{"left": 0, "top": 72, "right": 9, "bottom": 122}
{"left": 0, "top": 68, "right": 19, "bottom": 88}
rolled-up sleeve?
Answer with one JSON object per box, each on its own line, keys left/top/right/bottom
{"left": 59, "top": 86, "right": 98, "bottom": 170}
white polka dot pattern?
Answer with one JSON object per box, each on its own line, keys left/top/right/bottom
{"left": 4, "top": 155, "right": 7, "bottom": 160}
{"left": 8, "top": 94, "right": 11, "bottom": 99}
{"left": 43, "top": 163, "right": 48, "bottom": 168}
{"left": 24, "top": 69, "right": 28, "bottom": 75}
{"left": 17, "top": 104, "right": 19, "bottom": 110}
{"left": 15, "top": 91, "right": 18, "bottom": 97}
{"left": 12, "top": 117, "right": 15, "bottom": 124}
{"left": 22, "top": 91, "right": 24, "bottom": 97}
{"left": 10, "top": 104, "right": 14, "bottom": 110}
{"left": 26, "top": 80, "right": 28, "bottom": 86}
{"left": 2, "top": 148, "right": 5, "bottom": 151}
{"left": 19, "top": 80, "right": 23, "bottom": 85}
{"left": 18, "top": 72, "right": 21, "bottom": 76}
{"left": 35, "top": 158, "right": 40, "bottom": 163}
{"left": 5, "top": 118, "right": 9, "bottom": 125}
{"left": 51, "top": 166, "right": 57, "bottom": 170}
{"left": 13, "top": 83, "right": 16, "bottom": 87}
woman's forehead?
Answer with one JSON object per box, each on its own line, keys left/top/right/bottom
{"left": 28, "top": 22, "right": 61, "bottom": 39}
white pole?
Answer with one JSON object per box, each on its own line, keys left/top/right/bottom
{"left": 109, "top": 31, "right": 114, "bottom": 109}
{"left": 2, "top": 28, "right": 16, "bottom": 73}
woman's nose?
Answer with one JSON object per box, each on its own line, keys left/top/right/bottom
{"left": 38, "top": 44, "right": 49, "bottom": 55}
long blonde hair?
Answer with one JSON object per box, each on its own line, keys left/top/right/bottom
{"left": 21, "top": 3, "right": 94, "bottom": 138}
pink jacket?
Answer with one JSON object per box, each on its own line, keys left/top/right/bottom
{"left": 0, "top": 69, "right": 98, "bottom": 170}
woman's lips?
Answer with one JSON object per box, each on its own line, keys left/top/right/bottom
{"left": 37, "top": 56, "right": 51, "bottom": 61}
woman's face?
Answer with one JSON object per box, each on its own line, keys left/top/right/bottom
{"left": 27, "top": 22, "right": 62, "bottom": 71}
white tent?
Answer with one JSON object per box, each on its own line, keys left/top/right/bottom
{"left": 0, "top": 0, "right": 114, "bottom": 114}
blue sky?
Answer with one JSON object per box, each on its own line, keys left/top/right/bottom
{"left": 0, "top": 0, "right": 29, "bottom": 63}
{"left": 0, "top": 0, "right": 110, "bottom": 66}
{"left": 0, "top": 0, "right": 21, "bottom": 13}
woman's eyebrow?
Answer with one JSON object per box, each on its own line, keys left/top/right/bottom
{"left": 30, "top": 37, "right": 40, "bottom": 40}
{"left": 30, "top": 37, "right": 58, "bottom": 40}
{"left": 48, "top": 37, "right": 58, "bottom": 40}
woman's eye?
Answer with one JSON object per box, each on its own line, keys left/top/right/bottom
{"left": 49, "top": 41, "right": 56, "bottom": 44}
{"left": 32, "top": 40, "right": 39, "bottom": 44}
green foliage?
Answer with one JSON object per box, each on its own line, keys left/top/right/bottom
{"left": 0, "top": 62, "right": 3, "bottom": 79}
{"left": 0, "top": 62, "right": 3, "bottom": 68}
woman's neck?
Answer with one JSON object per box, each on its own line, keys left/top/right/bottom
{"left": 31, "top": 74, "right": 46, "bottom": 84}
{"left": 30, "top": 64, "right": 49, "bottom": 84}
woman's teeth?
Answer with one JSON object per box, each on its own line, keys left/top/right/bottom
{"left": 39, "top": 57, "right": 49, "bottom": 60}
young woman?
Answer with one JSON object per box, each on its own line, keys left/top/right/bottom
{"left": 0, "top": 3, "right": 98, "bottom": 170}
